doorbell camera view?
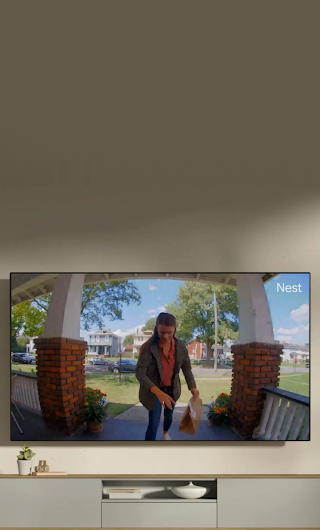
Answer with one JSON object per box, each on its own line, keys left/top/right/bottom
{"left": 10, "top": 272, "right": 310, "bottom": 442}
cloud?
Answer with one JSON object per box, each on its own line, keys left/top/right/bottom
{"left": 158, "top": 306, "right": 166, "bottom": 311}
{"left": 148, "top": 309, "right": 157, "bottom": 314}
{"left": 290, "top": 304, "right": 309, "bottom": 323}
{"left": 275, "top": 324, "right": 309, "bottom": 336}
{"left": 149, "top": 284, "right": 158, "bottom": 291}
{"left": 113, "top": 324, "right": 144, "bottom": 340}
{"left": 276, "top": 335, "right": 293, "bottom": 343}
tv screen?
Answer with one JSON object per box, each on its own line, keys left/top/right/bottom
{"left": 10, "top": 272, "right": 310, "bottom": 442}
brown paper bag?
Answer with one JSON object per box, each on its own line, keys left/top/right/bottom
{"left": 179, "top": 396, "right": 203, "bottom": 435}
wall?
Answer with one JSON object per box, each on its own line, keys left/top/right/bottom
{"left": 0, "top": 1, "right": 319, "bottom": 475}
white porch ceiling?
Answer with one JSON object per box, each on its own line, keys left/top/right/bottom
{"left": 11, "top": 272, "right": 278, "bottom": 306}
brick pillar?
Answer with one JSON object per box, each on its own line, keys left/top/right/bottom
{"left": 227, "top": 342, "right": 283, "bottom": 439}
{"left": 34, "top": 337, "right": 87, "bottom": 436}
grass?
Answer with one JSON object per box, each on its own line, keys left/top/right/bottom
{"left": 281, "top": 361, "right": 308, "bottom": 368}
{"left": 277, "top": 373, "right": 309, "bottom": 397}
{"left": 85, "top": 373, "right": 140, "bottom": 418}
{"left": 11, "top": 363, "right": 36, "bottom": 373}
{"left": 193, "top": 373, "right": 232, "bottom": 378}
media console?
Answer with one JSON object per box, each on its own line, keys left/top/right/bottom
{"left": 0, "top": 475, "right": 319, "bottom": 528}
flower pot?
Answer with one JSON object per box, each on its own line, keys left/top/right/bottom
{"left": 208, "top": 416, "right": 225, "bottom": 426}
{"left": 17, "top": 459, "right": 33, "bottom": 475}
{"left": 87, "top": 421, "right": 103, "bottom": 433}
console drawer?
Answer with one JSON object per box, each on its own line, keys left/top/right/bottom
{"left": 102, "top": 501, "right": 217, "bottom": 528}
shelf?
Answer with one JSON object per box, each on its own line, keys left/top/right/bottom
{"left": 102, "top": 499, "right": 217, "bottom": 503}
{"left": 101, "top": 478, "right": 218, "bottom": 503}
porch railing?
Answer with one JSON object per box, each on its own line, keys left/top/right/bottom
{"left": 11, "top": 370, "right": 41, "bottom": 412}
{"left": 252, "top": 386, "right": 310, "bottom": 441}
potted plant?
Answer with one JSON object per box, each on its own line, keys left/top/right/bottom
{"left": 207, "top": 393, "right": 230, "bottom": 426}
{"left": 17, "top": 445, "right": 36, "bottom": 475}
{"left": 84, "top": 388, "right": 108, "bottom": 433}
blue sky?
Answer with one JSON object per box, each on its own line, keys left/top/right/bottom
{"left": 81, "top": 274, "right": 310, "bottom": 346}
{"left": 264, "top": 273, "right": 309, "bottom": 346}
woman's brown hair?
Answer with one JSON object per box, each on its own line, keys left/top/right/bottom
{"left": 139, "top": 312, "right": 176, "bottom": 356}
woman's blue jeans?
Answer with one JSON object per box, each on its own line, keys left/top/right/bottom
{"left": 145, "top": 391, "right": 175, "bottom": 441}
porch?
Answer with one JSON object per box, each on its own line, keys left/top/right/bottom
{"left": 11, "top": 273, "right": 310, "bottom": 440}
{"left": 11, "top": 372, "right": 242, "bottom": 441}
{"left": 11, "top": 371, "right": 309, "bottom": 441}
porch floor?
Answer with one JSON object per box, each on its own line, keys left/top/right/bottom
{"left": 11, "top": 404, "right": 243, "bottom": 441}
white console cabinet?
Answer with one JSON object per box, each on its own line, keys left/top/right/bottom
{"left": 101, "top": 479, "right": 217, "bottom": 528}
{"left": 0, "top": 478, "right": 101, "bottom": 528}
{"left": 217, "top": 478, "right": 320, "bottom": 528}
{"left": 0, "top": 476, "right": 319, "bottom": 529}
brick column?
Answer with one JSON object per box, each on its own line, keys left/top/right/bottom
{"left": 34, "top": 337, "right": 87, "bottom": 436}
{"left": 227, "top": 342, "right": 283, "bottom": 439}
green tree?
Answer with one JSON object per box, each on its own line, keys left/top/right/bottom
{"left": 141, "top": 317, "right": 157, "bottom": 331}
{"left": 166, "top": 282, "right": 239, "bottom": 370}
{"left": 123, "top": 334, "right": 134, "bottom": 346}
{"left": 32, "top": 281, "right": 141, "bottom": 332}
{"left": 11, "top": 281, "right": 142, "bottom": 353}
{"left": 11, "top": 301, "right": 46, "bottom": 339}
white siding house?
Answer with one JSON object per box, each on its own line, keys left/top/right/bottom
{"left": 87, "top": 329, "right": 121, "bottom": 357}
{"left": 132, "top": 329, "right": 153, "bottom": 356}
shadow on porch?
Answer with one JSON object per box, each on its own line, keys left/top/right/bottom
{"left": 11, "top": 402, "right": 242, "bottom": 441}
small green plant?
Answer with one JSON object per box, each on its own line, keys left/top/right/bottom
{"left": 17, "top": 445, "right": 36, "bottom": 461}
{"left": 84, "top": 388, "right": 108, "bottom": 424}
{"left": 207, "top": 393, "right": 230, "bottom": 423}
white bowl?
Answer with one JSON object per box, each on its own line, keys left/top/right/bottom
{"left": 171, "top": 481, "right": 208, "bottom": 499}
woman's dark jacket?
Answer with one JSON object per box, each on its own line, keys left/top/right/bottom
{"left": 135, "top": 337, "right": 196, "bottom": 411}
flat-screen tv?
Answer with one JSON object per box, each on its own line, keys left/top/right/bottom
{"left": 10, "top": 272, "right": 310, "bottom": 442}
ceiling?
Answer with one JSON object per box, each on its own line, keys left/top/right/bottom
{"left": 10, "top": 272, "right": 278, "bottom": 306}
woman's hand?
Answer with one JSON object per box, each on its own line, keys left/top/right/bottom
{"left": 190, "top": 388, "right": 199, "bottom": 401}
{"left": 156, "top": 389, "right": 176, "bottom": 410}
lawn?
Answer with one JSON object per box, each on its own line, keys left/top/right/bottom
{"left": 11, "top": 364, "right": 36, "bottom": 373}
{"left": 85, "top": 373, "right": 140, "bottom": 417}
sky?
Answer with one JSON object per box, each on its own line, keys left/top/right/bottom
{"left": 81, "top": 279, "right": 184, "bottom": 342}
{"left": 81, "top": 274, "right": 310, "bottom": 347}
{"left": 264, "top": 273, "right": 309, "bottom": 346}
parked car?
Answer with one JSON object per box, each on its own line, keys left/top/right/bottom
{"left": 11, "top": 353, "right": 35, "bottom": 364}
{"left": 88, "top": 356, "right": 113, "bottom": 367}
{"left": 108, "top": 359, "right": 137, "bottom": 373}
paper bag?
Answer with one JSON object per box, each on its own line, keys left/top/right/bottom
{"left": 179, "top": 396, "right": 203, "bottom": 435}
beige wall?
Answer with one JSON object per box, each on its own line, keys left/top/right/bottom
{"left": 0, "top": 1, "right": 319, "bottom": 475}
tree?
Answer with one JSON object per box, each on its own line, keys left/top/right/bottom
{"left": 11, "top": 281, "right": 142, "bottom": 353}
{"left": 141, "top": 317, "right": 157, "bottom": 331}
{"left": 11, "top": 301, "right": 46, "bottom": 339}
{"left": 32, "top": 281, "right": 141, "bottom": 332}
{"left": 123, "top": 334, "right": 134, "bottom": 347}
{"left": 166, "top": 282, "right": 239, "bottom": 370}
{"left": 162, "top": 301, "right": 190, "bottom": 342}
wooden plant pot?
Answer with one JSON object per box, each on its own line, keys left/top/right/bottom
{"left": 208, "top": 416, "right": 225, "bottom": 426}
{"left": 87, "top": 421, "right": 104, "bottom": 433}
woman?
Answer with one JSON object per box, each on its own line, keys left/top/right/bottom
{"left": 135, "top": 312, "right": 199, "bottom": 441}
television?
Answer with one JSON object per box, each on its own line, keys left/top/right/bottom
{"left": 10, "top": 272, "right": 310, "bottom": 442}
